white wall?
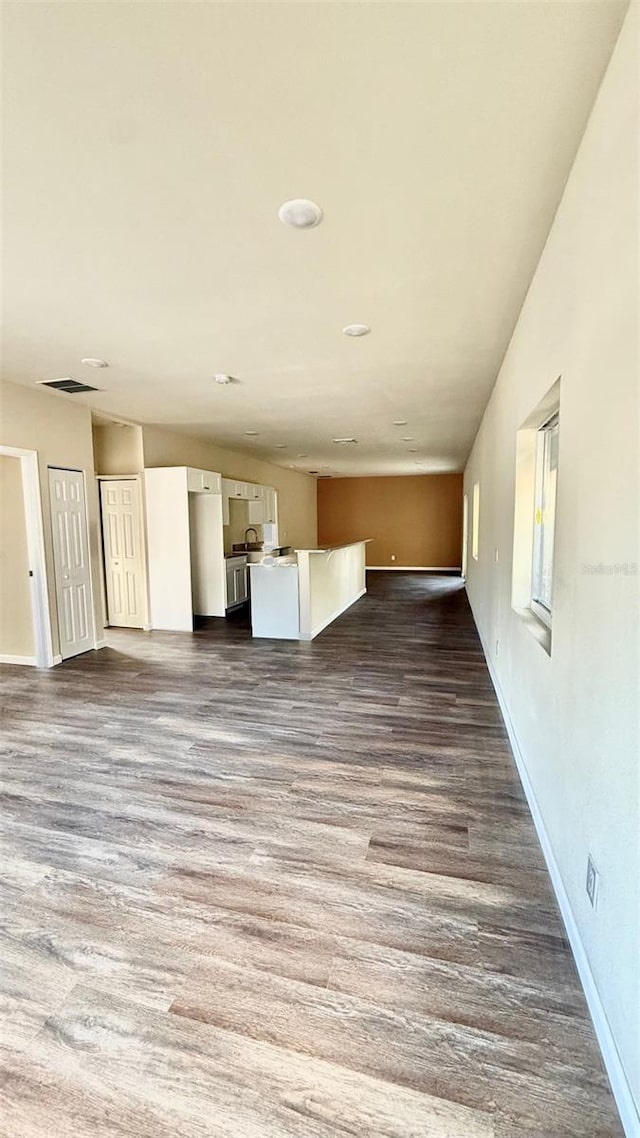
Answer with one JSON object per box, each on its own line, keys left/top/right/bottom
{"left": 463, "top": 6, "right": 638, "bottom": 1128}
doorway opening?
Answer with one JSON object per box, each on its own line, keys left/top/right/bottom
{"left": 0, "top": 446, "right": 54, "bottom": 667}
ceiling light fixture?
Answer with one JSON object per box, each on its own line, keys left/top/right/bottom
{"left": 393, "top": 420, "right": 408, "bottom": 426}
{"left": 332, "top": 437, "right": 357, "bottom": 444}
{"left": 402, "top": 437, "right": 414, "bottom": 442}
{"left": 245, "top": 430, "right": 259, "bottom": 436}
{"left": 297, "top": 453, "right": 308, "bottom": 458}
{"left": 274, "top": 444, "right": 287, "bottom": 449}
{"left": 213, "top": 373, "right": 235, "bottom": 385}
{"left": 343, "top": 324, "right": 370, "bottom": 337}
{"left": 81, "top": 357, "right": 108, "bottom": 368}
{"left": 278, "top": 199, "right": 323, "bottom": 229}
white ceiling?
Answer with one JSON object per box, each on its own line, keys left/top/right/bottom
{"left": 2, "top": 1, "right": 627, "bottom": 477}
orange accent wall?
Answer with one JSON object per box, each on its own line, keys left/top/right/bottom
{"left": 317, "top": 474, "right": 463, "bottom": 568}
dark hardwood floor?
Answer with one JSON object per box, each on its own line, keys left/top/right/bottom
{"left": 0, "top": 572, "right": 622, "bottom": 1136}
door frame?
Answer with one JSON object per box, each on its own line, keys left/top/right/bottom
{"left": 97, "top": 474, "right": 150, "bottom": 629}
{"left": 0, "top": 446, "right": 55, "bottom": 668}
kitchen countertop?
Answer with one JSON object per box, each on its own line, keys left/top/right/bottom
{"left": 295, "top": 539, "right": 371, "bottom": 554}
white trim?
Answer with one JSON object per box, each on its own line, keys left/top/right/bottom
{"left": 367, "top": 566, "right": 461, "bottom": 572}
{"left": 0, "top": 445, "right": 55, "bottom": 668}
{"left": 300, "top": 586, "right": 366, "bottom": 641}
{"left": 0, "top": 654, "right": 37, "bottom": 666}
{"left": 52, "top": 654, "right": 62, "bottom": 665}
{"left": 471, "top": 609, "right": 639, "bottom": 1138}
{"left": 95, "top": 639, "right": 107, "bottom": 650}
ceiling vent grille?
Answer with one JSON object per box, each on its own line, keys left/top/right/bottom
{"left": 36, "top": 377, "right": 101, "bottom": 394}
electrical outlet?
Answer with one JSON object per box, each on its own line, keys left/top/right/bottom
{"left": 391, "top": 554, "right": 396, "bottom": 561}
{"left": 586, "top": 855, "right": 599, "bottom": 910}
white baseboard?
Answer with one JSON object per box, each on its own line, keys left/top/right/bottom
{"left": 0, "top": 654, "right": 36, "bottom": 666}
{"left": 94, "top": 639, "right": 107, "bottom": 650}
{"left": 472, "top": 612, "right": 639, "bottom": 1138}
{"left": 301, "top": 586, "right": 367, "bottom": 641}
{"left": 52, "top": 653, "right": 62, "bottom": 666}
{"left": 367, "top": 565, "right": 462, "bottom": 572}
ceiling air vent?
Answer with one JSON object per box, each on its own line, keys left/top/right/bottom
{"left": 36, "top": 377, "right": 101, "bottom": 394}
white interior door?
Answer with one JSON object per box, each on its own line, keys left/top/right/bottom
{"left": 99, "top": 479, "right": 146, "bottom": 628}
{"left": 48, "top": 467, "right": 95, "bottom": 659}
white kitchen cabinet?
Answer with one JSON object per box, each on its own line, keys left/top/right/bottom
{"left": 187, "top": 468, "right": 221, "bottom": 494}
{"left": 263, "top": 486, "right": 277, "bottom": 524}
{"left": 247, "top": 486, "right": 265, "bottom": 524}
{"left": 225, "top": 555, "right": 248, "bottom": 609}
{"left": 223, "top": 479, "right": 251, "bottom": 500}
{"left": 222, "top": 479, "right": 276, "bottom": 526}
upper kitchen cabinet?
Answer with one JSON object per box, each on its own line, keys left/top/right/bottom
{"left": 222, "top": 479, "right": 250, "bottom": 500}
{"left": 186, "top": 468, "right": 222, "bottom": 493}
{"left": 248, "top": 485, "right": 277, "bottom": 524}
{"left": 222, "top": 479, "right": 277, "bottom": 525}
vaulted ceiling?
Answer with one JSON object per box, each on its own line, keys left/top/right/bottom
{"left": 1, "top": 1, "right": 627, "bottom": 475}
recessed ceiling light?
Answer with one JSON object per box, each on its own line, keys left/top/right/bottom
{"left": 402, "top": 437, "right": 415, "bottom": 442}
{"left": 278, "top": 199, "right": 323, "bottom": 229}
{"left": 332, "top": 437, "right": 357, "bottom": 444}
{"left": 393, "top": 420, "right": 408, "bottom": 426}
{"left": 274, "top": 444, "right": 287, "bottom": 449}
{"left": 245, "top": 430, "right": 259, "bottom": 436}
{"left": 213, "top": 373, "right": 235, "bottom": 385}
{"left": 297, "top": 453, "right": 308, "bottom": 458}
{"left": 343, "top": 324, "right": 370, "bottom": 337}
{"left": 408, "top": 449, "right": 418, "bottom": 453}
{"left": 81, "top": 357, "right": 108, "bottom": 368}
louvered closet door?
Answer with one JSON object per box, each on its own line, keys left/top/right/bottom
{"left": 99, "top": 479, "right": 145, "bottom": 628}
{"left": 48, "top": 468, "right": 95, "bottom": 659}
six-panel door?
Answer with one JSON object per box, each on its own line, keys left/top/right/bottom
{"left": 99, "top": 479, "right": 146, "bottom": 628}
{"left": 48, "top": 467, "right": 95, "bottom": 659}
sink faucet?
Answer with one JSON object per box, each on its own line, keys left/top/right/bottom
{"left": 244, "top": 527, "right": 259, "bottom": 543}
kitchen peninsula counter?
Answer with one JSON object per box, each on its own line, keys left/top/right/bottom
{"left": 250, "top": 539, "right": 369, "bottom": 641}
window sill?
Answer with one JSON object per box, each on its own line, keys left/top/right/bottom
{"left": 513, "top": 606, "right": 552, "bottom": 656}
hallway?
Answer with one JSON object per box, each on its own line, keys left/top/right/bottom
{"left": 0, "top": 572, "right": 622, "bottom": 1136}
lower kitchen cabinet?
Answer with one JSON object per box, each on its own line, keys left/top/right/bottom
{"left": 225, "top": 556, "right": 248, "bottom": 610}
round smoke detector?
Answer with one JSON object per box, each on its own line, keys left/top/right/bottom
{"left": 278, "top": 199, "right": 323, "bottom": 229}
{"left": 343, "top": 323, "right": 370, "bottom": 337}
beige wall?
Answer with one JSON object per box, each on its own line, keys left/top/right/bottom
{"left": 92, "top": 423, "right": 144, "bottom": 475}
{"left": 317, "top": 474, "right": 463, "bottom": 568}
{"left": 142, "top": 424, "right": 317, "bottom": 549}
{"left": 0, "top": 455, "right": 34, "bottom": 658}
{"left": 464, "top": 6, "right": 638, "bottom": 1120}
{"left": 0, "top": 379, "right": 103, "bottom": 658}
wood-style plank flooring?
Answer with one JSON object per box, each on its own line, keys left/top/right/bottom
{"left": 0, "top": 572, "right": 622, "bottom": 1136}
